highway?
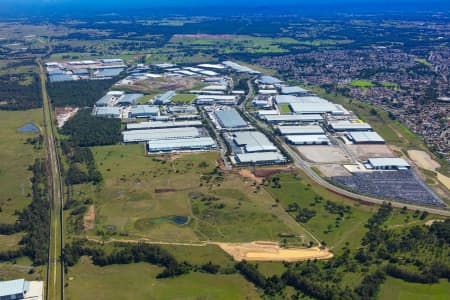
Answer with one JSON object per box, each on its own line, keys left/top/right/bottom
{"left": 38, "top": 60, "right": 65, "bottom": 300}
{"left": 240, "top": 77, "right": 450, "bottom": 217}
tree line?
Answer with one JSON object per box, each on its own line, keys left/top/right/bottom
{"left": 0, "top": 159, "right": 50, "bottom": 265}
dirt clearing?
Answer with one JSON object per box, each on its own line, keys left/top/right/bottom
{"left": 216, "top": 241, "right": 333, "bottom": 262}
{"left": 408, "top": 150, "right": 450, "bottom": 189}
{"left": 83, "top": 205, "right": 95, "bottom": 230}
{"left": 346, "top": 144, "right": 394, "bottom": 161}
{"left": 297, "top": 145, "right": 350, "bottom": 163}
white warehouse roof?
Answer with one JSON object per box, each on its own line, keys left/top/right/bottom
{"left": 286, "top": 135, "right": 330, "bottom": 145}
{"left": 123, "top": 127, "right": 200, "bottom": 143}
{"left": 367, "top": 158, "right": 410, "bottom": 168}
{"left": 147, "top": 137, "right": 216, "bottom": 152}
{"left": 278, "top": 125, "right": 324, "bottom": 135}
{"left": 127, "top": 120, "right": 202, "bottom": 130}
{"left": 235, "top": 152, "right": 286, "bottom": 164}
{"left": 280, "top": 86, "right": 309, "bottom": 94}
{"left": 329, "top": 120, "right": 372, "bottom": 131}
{"left": 290, "top": 102, "right": 343, "bottom": 115}
{"left": 348, "top": 131, "right": 385, "bottom": 143}
{"left": 263, "top": 114, "right": 323, "bottom": 123}
{"left": 233, "top": 131, "right": 277, "bottom": 152}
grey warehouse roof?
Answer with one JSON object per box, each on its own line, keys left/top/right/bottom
{"left": 257, "top": 76, "right": 282, "bottom": 85}
{"left": 129, "top": 105, "right": 159, "bottom": 116}
{"left": 263, "top": 114, "right": 323, "bottom": 123}
{"left": 236, "top": 152, "right": 286, "bottom": 164}
{"left": 93, "top": 107, "right": 121, "bottom": 117}
{"left": 290, "top": 102, "right": 343, "bottom": 115}
{"left": 329, "top": 120, "right": 372, "bottom": 131}
{"left": 148, "top": 137, "right": 216, "bottom": 152}
{"left": 127, "top": 120, "right": 202, "bottom": 130}
{"left": 123, "top": 127, "right": 200, "bottom": 143}
{"left": 349, "top": 132, "right": 385, "bottom": 143}
{"left": 117, "top": 93, "right": 144, "bottom": 105}
{"left": 280, "top": 86, "right": 309, "bottom": 94}
{"left": 215, "top": 109, "right": 247, "bottom": 128}
{"left": 278, "top": 125, "right": 324, "bottom": 135}
{"left": 233, "top": 131, "right": 277, "bottom": 152}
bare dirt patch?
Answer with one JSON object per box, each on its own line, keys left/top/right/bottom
{"left": 408, "top": 150, "right": 440, "bottom": 171}
{"left": 118, "top": 76, "right": 201, "bottom": 94}
{"left": 83, "top": 205, "right": 95, "bottom": 230}
{"left": 216, "top": 241, "right": 333, "bottom": 262}
{"left": 55, "top": 106, "right": 78, "bottom": 128}
{"left": 297, "top": 145, "right": 350, "bottom": 163}
{"left": 238, "top": 169, "right": 264, "bottom": 184}
{"left": 346, "top": 144, "right": 394, "bottom": 161}
{"left": 408, "top": 150, "right": 450, "bottom": 189}
{"left": 316, "top": 164, "right": 352, "bottom": 177}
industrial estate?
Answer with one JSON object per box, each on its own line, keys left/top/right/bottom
{"left": 1, "top": 7, "right": 450, "bottom": 300}
{"left": 46, "top": 59, "right": 444, "bottom": 207}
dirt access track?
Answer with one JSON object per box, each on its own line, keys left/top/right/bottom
{"left": 86, "top": 237, "right": 333, "bottom": 262}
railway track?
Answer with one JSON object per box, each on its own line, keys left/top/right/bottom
{"left": 38, "top": 60, "right": 65, "bottom": 300}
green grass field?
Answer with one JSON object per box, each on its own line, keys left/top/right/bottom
{"left": 0, "top": 109, "right": 43, "bottom": 224}
{"left": 171, "top": 93, "right": 196, "bottom": 104}
{"left": 65, "top": 257, "right": 260, "bottom": 300}
{"left": 378, "top": 277, "right": 450, "bottom": 300}
{"left": 267, "top": 172, "right": 376, "bottom": 250}
{"left": 168, "top": 35, "right": 300, "bottom": 55}
{"left": 278, "top": 103, "right": 292, "bottom": 114}
{"left": 70, "top": 145, "right": 311, "bottom": 244}
{"left": 350, "top": 80, "right": 374, "bottom": 88}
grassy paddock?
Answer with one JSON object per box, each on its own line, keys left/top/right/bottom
{"left": 70, "top": 144, "right": 310, "bottom": 244}
{"left": 0, "top": 109, "right": 43, "bottom": 224}
{"left": 378, "top": 277, "right": 450, "bottom": 300}
{"left": 65, "top": 257, "right": 260, "bottom": 300}
{"left": 171, "top": 93, "right": 196, "bottom": 104}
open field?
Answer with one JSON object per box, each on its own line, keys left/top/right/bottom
{"left": 267, "top": 172, "right": 377, "bottom": 250}
{"left": 349, "top": 80, "right": 374, "bottom": 88}
{"left": 71, "top": 144, "right": 313, "bottom": 245}
{"left": 168, "top": 35, "right": 300, "bottom": 54}
{"left": 171, "top": 93, "right": 197, "bottom": 104}
{"left": 65, "top": 256, "right": 260, "bottom": 300}
{"left": 0, "top": 257, "right": 45, "bottom": 281}
{"left": 378, "top": 277, "right": 450, "bottom": 300}
{"left": 278, "top": 103, "right": 291, "bottom": 113}
{"left": 0, "top": 109, "right": 43, "bottom": 224}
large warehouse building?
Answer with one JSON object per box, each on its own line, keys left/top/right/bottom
{"left": 263, "top": 114, "right": 324, "bottom": 124}
{"left": 365, "top": 158, "right": 411, "bottom": 170}
{"left": 214, "top": 109, "right": 248, "bottom": 129}
{"left": 235, "top": 152, "right": 286, "bottom": 165}
{"left": 347, "top": 132, "right": 385, "bottom": 144}
{"left": 285, "top": 135, "right": 330, "bottom": 145}
{"left": 122, "top": 127, "right": 201, "bottom": 143}
{"left": 147, "top": 137, "right": 217, "bottom": 153}
{"left": 328, "top": 120, "right": 372, "bottom": 132}
{"left": 93, "top": 106, "right": 121, "bottom": 118}
{"left": 290, "top": 102, "right": 344, "bottom": 115}
{"left": 0, "top": 279, "right": 43, "bottom": 300}
{"left": 277, "top": 125, "right": 325, "bottom": 136}
{"left": 127, "top": 120, "right": 202, "bottom": 130}
{"left": 128, "top": 105, "right": 160, "bottom": 118}
{"left": 233, "top": 131, "right": 278, "bottom": 152}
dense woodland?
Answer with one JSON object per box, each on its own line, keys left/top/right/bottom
{"left": 59, "top": 109, "right": 120, "bottom": 188}
{"left": 60, "top": 109, "right": 122, "bottom": 147}
{"left": 0, "top": 159, "right": 50, "bottom": 265}
{"left": 47, "top": 79, "right": 116, "bottom": 107}
{"left": 0, "top": 73, "right": 41, "bottom": 110}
